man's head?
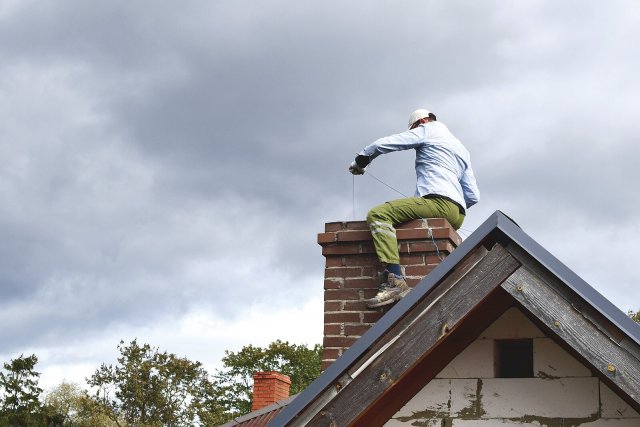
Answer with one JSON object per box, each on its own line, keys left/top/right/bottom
{"left": 408, "top": 109, "right": 437, "bottom": 129}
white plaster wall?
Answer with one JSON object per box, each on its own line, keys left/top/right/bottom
{"left": 480, "top": 377, "right": 598, "bottom": 418}
{"left": 393, "top": 378, "right": 451, "bottom": 418}
{"left": 389, "top": 378, "right": 599, "bottom": 421}
{"left": 578, "top": 421, "right": 640, "bottom": 427}
{"left": 385, "top": 419, "right": 441, "bottom": 427}
{"left": 436, "top": 339, "right": 494, "bottom": 379}
{"left": 600, "top": 381, "right": 640, "bottom": 418}
{"left": 385, "top": 307, "right": 640, "bottom": 426}
{"left": 388, "top": 419, "right": 640, "bottom": 427}
{"left": 451, "top": 421, "right": 640, "bottom": 426}
{"left": 450, "top": 421, "right": 543, "bottom": 426}
{"left": 479, "top": 307, "right": 545, "bottom": 339}
{"left": 533, "top": 337, "right": 591, "bottom": 378}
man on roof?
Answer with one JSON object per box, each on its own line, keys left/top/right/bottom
{"left": 349, "top": 108, "right": 480, "bottom": 308}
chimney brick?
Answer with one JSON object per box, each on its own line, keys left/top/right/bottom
{"left": 318, "top": 218, "right": 461, "bottom": 371}
{"left": 251, "top": 371, "right": 291, "bottom": 411}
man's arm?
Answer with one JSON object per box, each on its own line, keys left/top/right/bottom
{"left": 349, "top": 128, "right": 425, "bottom": 175}
{"left": 359, "top": 127, "right": 425, "bottom": 159}
{"left": 461, "top": 166, "right": 480, "bottom": 208}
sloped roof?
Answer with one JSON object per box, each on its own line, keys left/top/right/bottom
{"left": 220, "top": 395, "right": 296, "bottom": 427}
{"left": 269, "top": 210, "right": 640, "bottom": 426}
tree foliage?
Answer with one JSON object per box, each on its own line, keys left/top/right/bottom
{"left": 44, "top": 381, "right": 115, "bottom": 426}
{"left": 214, "top": 340, "right": 322, "bottom": 419}
{"left": 0, "top": 339, "right": 322, "bottom": 425}
{"left": 629, "top": 309, "right": 640, "bottom": 324}
{"left": 86, "top": 339, "right": 222, "bottom": 426}
{"left": 0, "top": 353, "right": 45, "bottom": 425}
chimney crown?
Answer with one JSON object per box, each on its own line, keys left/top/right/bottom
{"left": 251, "top": 371, "right": 291, "bottom": 411}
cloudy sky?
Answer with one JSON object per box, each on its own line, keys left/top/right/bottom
{"left": 1, "top": 1, "right": 639, "bottom": 390}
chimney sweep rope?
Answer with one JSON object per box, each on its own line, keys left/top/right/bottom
{"left": 366, "top": 170, "right": 410, "bottom": 198}
{"left": 352, "top": 174, "right": 356, "bottom": 220}
{"left": 354, "top": 169, "right": 467, "bottom": 259}
{"left": 427, "top": 225, "right": 444, "bottom": 261}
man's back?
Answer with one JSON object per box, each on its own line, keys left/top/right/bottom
{"left": 412, "top": 121, "right": 478, "bottom": 208}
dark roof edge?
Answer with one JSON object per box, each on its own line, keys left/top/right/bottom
{"left": 270, "top": 211, "right": 640, "bottom": 426}
{"left": 494, "top": 211, "right": 640, "bottom": 347}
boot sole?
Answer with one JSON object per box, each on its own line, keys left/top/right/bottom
{"left": 397, "top": 288, "right": 410, "bottom": 299}
{"left": 366, "top": 288, "right": 411, "bottom": 308}
{"left": 366, "top": 298, "right": 396, "bottom": 308}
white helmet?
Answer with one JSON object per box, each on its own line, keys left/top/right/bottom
{"left": 408, "top": 109, "right": 432, "bottom": 129}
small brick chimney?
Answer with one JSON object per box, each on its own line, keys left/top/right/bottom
{"left": 251, "top": 371, "right": 291, "bottom": 411}
{"left": 317, "top": 218, "right": 461, "bottom": 371}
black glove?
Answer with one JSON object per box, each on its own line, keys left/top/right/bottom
{"left": 348, "top": 155, "right": 371, "bottom": 175}
{"left": 349, "top": 161, "right": 365, "bottom": 175}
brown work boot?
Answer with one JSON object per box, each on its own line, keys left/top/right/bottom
{"left": 365, "top": 273, "right": 410, "bottom": 308}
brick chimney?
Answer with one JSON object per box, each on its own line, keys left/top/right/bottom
{"left": 251, "top": 371, "right": 291, "bottom": 411}
{"left": 317, "top": 218, "right": 461, "bottom": 371}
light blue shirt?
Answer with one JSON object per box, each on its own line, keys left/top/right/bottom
{"left": 359, "top": 121, "right": 480, "bottom": 209}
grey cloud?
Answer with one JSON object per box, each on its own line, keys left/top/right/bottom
{"left": 1, "top": 0, "right": 639, "bottom": 382}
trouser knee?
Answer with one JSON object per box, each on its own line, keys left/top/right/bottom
{"left": 366, "top": 205, "right": 387, "bottom": 226}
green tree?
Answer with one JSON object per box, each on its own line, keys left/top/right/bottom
{"left": 0, "top": 353, "right": 45, "bottom": 426}
{"left": 86, "top": 339, "right": 221, "bottom": 427}
{"left": 44, "top": 381, "right": 116, "bottom": 426}
{"left": 629, "top": 309, "right": 640, "bottom": 323}
{"left": 214, "top": 340, "right": 322, "bottom": 420}
{"left": 44, "top": 381, "right": 80, "bottom": 426}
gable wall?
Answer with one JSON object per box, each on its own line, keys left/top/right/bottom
{"left": 385, "top": 307, "right": 640, "bottom": 426}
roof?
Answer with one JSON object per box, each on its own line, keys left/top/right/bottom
{"left": 220, "top": 395, "right": 296, "bottom": 427}
{"left": 269, "top": 210, "right": 640, "bottom": 426}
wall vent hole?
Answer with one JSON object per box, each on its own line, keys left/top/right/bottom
{"left": 495, "top": 339, "right": 533, "bottom": 378}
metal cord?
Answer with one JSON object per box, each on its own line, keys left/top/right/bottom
{"left": 427, "top": 226, "right": 445, "bottom": 261}
{"left": 352, "top": 174, "right": 355, "bottom": 220}
{"left": 356, "top": 169, "right": 471, "bottom": 260}
{"left": 366, "top": 170, "right": 473, "bottom": 239}
{"left": 366, "top": 171, "right": 410, "bottom": 198}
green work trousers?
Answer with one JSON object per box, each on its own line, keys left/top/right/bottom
{"left": 366, "top": 197, "right": 465, "bottom": 264}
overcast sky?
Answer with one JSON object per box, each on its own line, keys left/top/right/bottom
{"left": 1, "top": 1, "right": 639, "bottom": 391}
